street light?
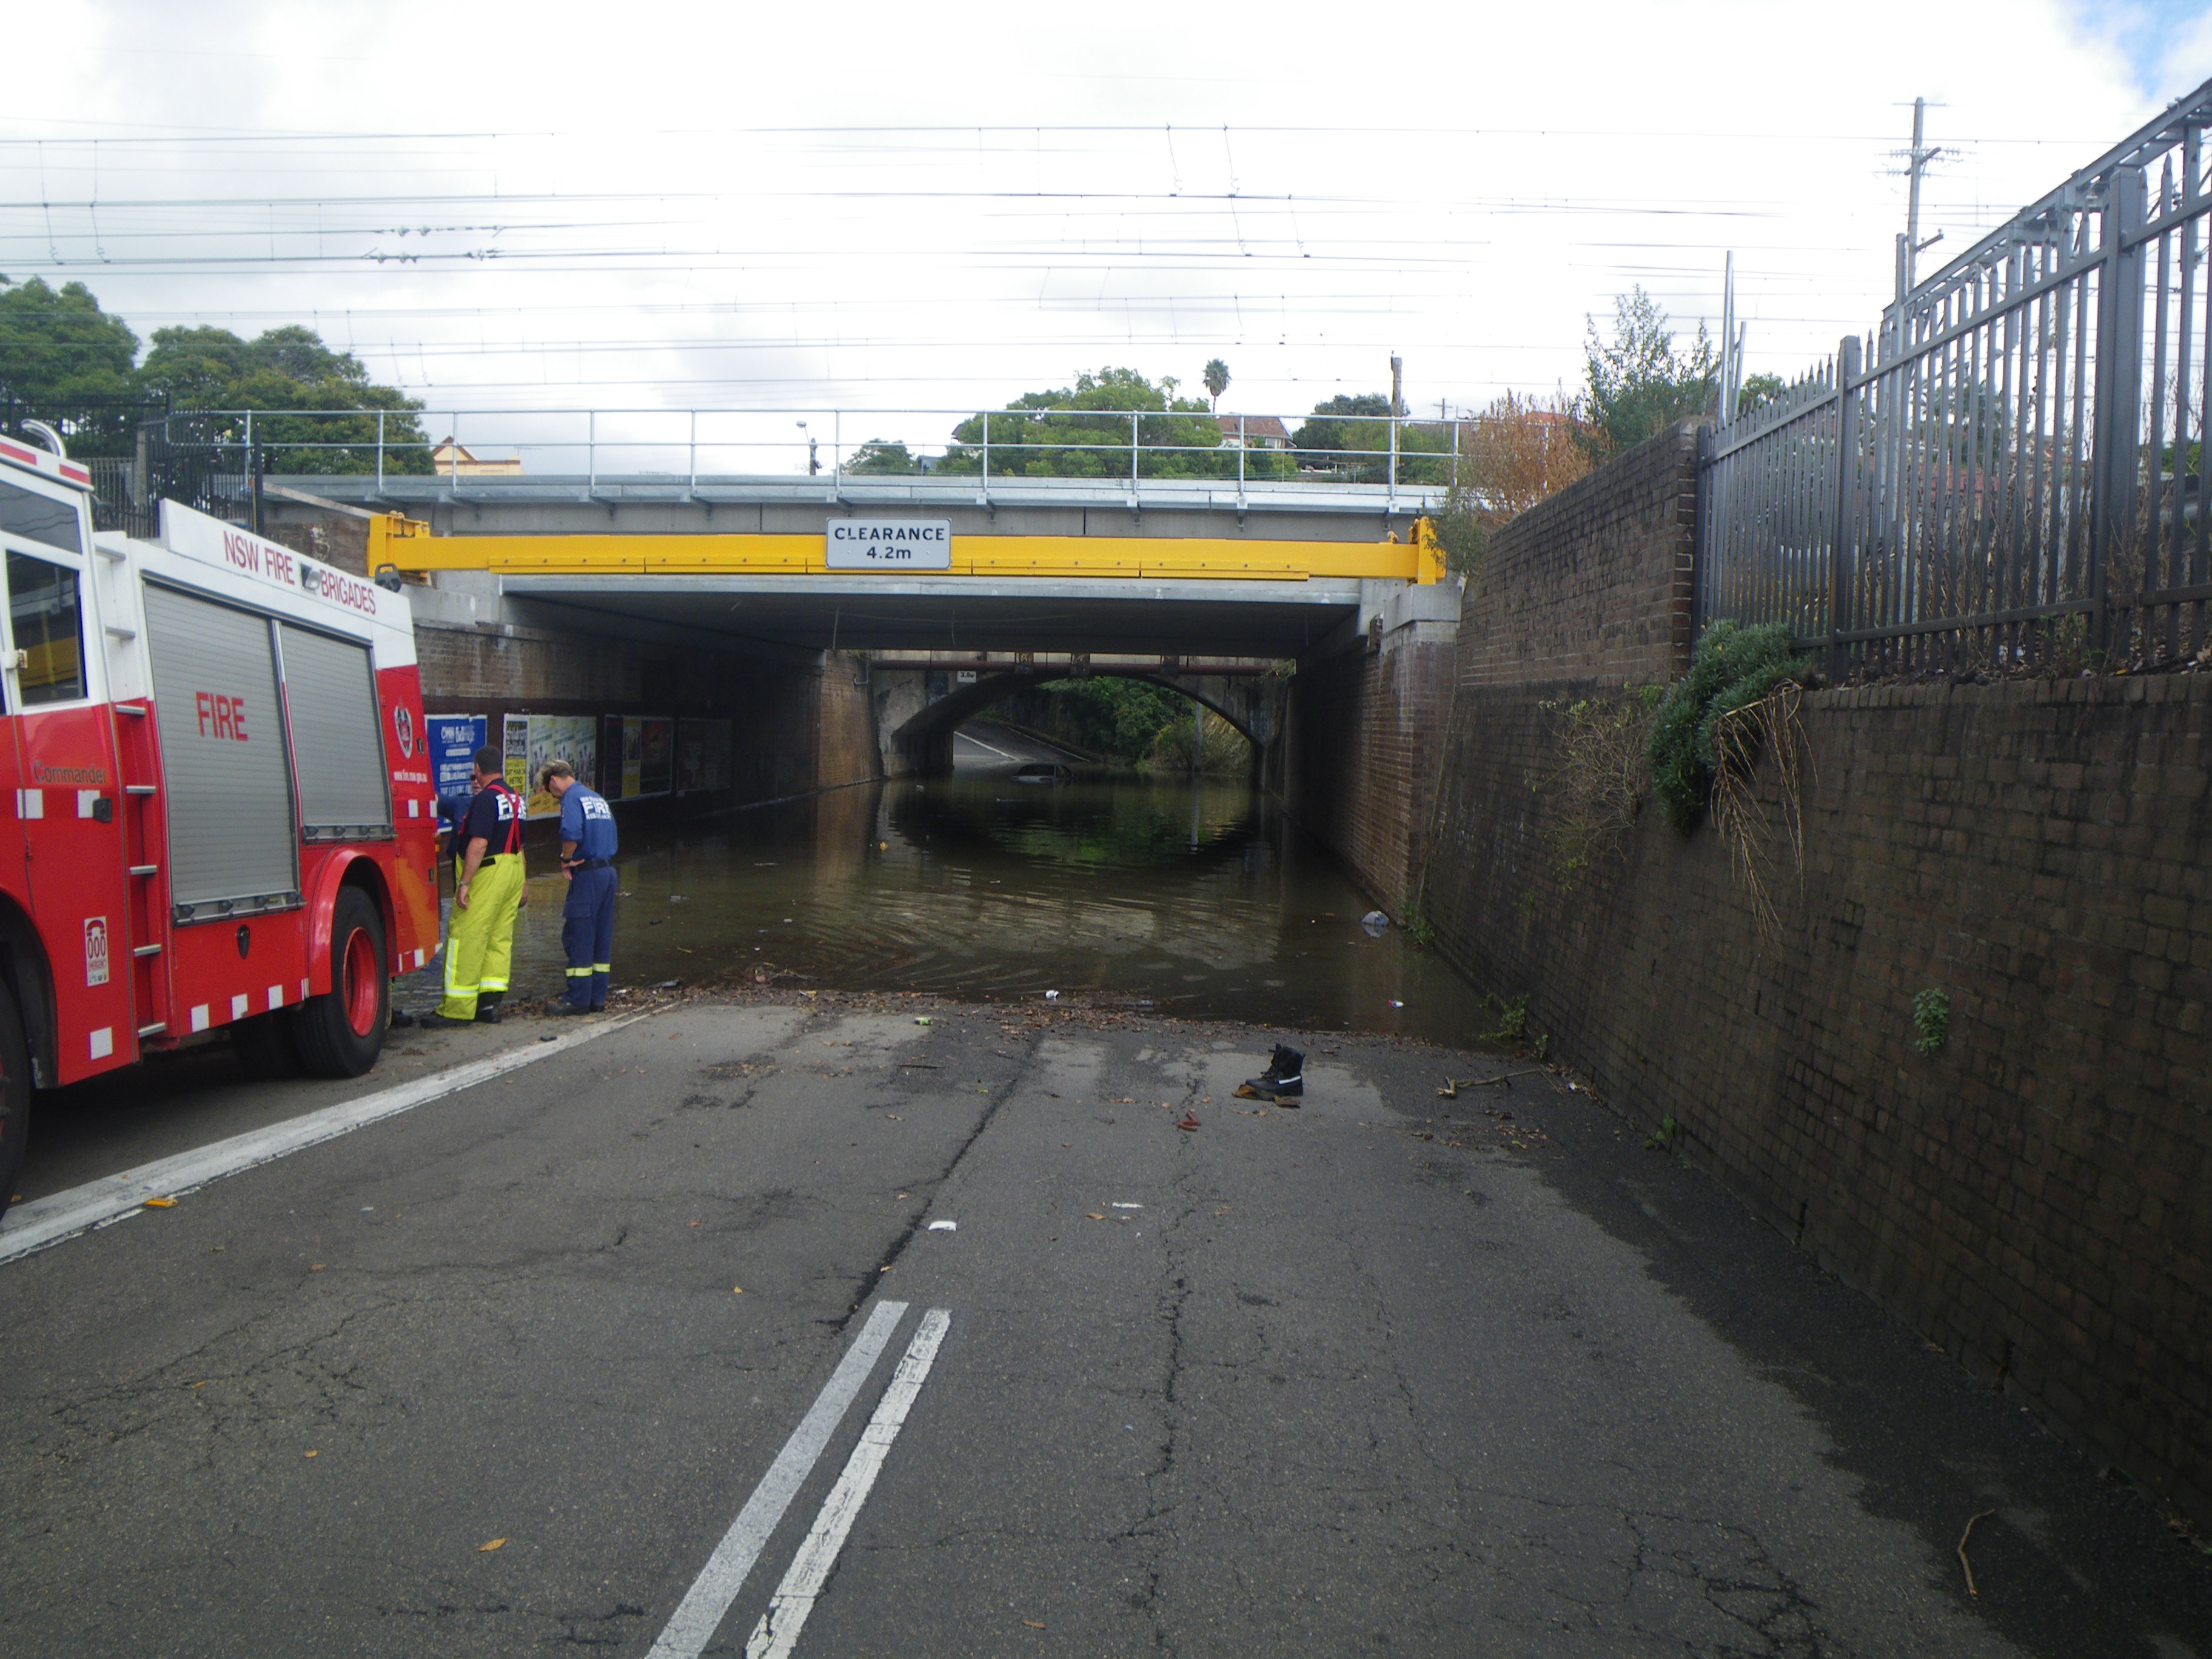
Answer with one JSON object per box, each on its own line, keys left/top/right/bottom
{"left": 797, "top": 420, "right": 819, "bottom": 477}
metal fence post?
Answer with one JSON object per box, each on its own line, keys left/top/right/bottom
{"left": 375, "top": 409, "right": 386, "bottom": 493}
{"left": 2091, "top": 165, "right": 2148, "bottom": 656}
{"left": 1828, "top": 334, "right": 1863, "bottom": 683}
{"left": 1387, "top": 414, "right": 1399, "bottom": 510}
{"left": 1131, "top": 411, "right": 1140, "bottom": 489}
{"left": 833, "top": 409, "right": 842, "bottom": 497}
{"left": 981, "top": 410, "right": 990, "bottom": 491}
{"left": 587, "top": 410, "right": 596, "bottom": 498}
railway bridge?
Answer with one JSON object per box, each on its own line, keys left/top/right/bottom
{"left": 259, "top": 469, "right": 1464, "bottom": 913}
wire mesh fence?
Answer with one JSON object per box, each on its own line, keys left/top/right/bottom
{"left": 1701, "top": 79, "right": 2212, "bottom": 677}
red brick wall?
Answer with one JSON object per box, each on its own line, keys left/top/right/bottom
{"left": 1457, "top": 421, "right": 1698, "bottom": 691}
{"left": 1423, "top": 426, "right": 2212, "bottom": 1525}
{"left": 1286, "top": 637, "right": 1455, "bottom": 915}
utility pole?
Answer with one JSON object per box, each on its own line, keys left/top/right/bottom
{"left": 1895, "top": 98, "right": 1949, "bottom": 302}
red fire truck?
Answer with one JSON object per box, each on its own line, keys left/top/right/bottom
{"left": 0, "top": 429, "right": 440, "bottom": 1215}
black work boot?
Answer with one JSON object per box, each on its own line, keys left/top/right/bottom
{"left": 474, "top": 993, "right": 504, "bottom": 1025}
{"left": 1235, "top": 1044, "right": 1305, "bottom": 1105}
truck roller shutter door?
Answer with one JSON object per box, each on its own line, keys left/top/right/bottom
{"left": 140, "top": 583, "right": 300, "bottom": 920}
{"left": 279, "top": 623, "right": 393, "bottom": 840}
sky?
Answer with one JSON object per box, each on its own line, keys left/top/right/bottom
{"left": 4, "top": 0, "right": 2211, "bottom": 472}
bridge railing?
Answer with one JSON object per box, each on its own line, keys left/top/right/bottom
{"left": 133, "top": 404, "right": 1470, "bottom": 513}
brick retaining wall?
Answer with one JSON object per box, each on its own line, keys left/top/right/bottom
{"left": 1423, "top": 422, "right": 2212, "bottom": 1523}
{"left": 1287, "top": 637, "right": 1455, "bottom": 915}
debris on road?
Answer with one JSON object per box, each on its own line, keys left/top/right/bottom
{"left": 1111, "top": 1202, "right": 1142, "bottom": 1210}
{"left": 142, "top": 1197, "right": 177, "bottom": 1208}
{"left": 1178, "top": 1111, "right": 1201, "bottom": 1131}
{"left": 1045, "top": 990, "right": 1061, "bottom": 999}
{"left": 927, "top": 1219, "right": 957, "bottom": 1232}
{"left": 1958, "top": 1509, "right": 1996, "bottom": 1597}
{"left": 478, "top": 1538, "right": 506, "bottom": 1552}
{"left": 1361, "top": 910, "right": 1389, "bottom": 936}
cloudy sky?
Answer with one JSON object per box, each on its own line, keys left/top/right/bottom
{"left": 5, "top": 0, "right": 2210, "bottom": 470}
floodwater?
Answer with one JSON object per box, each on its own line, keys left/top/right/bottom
{"left": 398, "top": 760, "right": 1493, "bottom": 1047}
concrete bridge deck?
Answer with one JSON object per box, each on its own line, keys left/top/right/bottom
{"left": 279, "top": 469, "right": 1450, "bottom": 542}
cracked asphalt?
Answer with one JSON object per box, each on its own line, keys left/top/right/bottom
{"left": 1, "top": 995, "right": 2207, "bottom": 1657}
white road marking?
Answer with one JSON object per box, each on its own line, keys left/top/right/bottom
{"left": 743, "top": 1307, "right": 953, "bottom": 1659}
{"left": 645, "top": 1301, "right": 912, "bottom": 1659}
{"left": 953, "top": 729, "right": 1020, "bottom": 761}
{"left": 0, "top": 1014, "right": 649, "bottom": 1266}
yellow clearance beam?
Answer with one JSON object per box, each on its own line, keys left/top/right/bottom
{"left": 369, "top": 515, "right": 1444, "bottom": 585}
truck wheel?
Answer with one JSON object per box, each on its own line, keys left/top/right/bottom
{"left": 0, "top": 987, "right": 30, "bottom": 1223}
{"left": 293, "top": 887, "right": 389, "bottom": 1079}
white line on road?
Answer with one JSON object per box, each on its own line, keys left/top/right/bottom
{"left": 953, "top": 729, "right": 1020, "bottom": 760}
{"left": 0, "top": 1014, "right": 649, "bottom": 1267}
{"left": 744, "top": 1307, "right": 953, "bottom": 1659}
{"left": 646, "top": 1300, "right": 913, "bottom": 1659}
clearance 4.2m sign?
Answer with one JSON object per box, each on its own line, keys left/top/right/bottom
{"left": 825, "top": 519, "right": 951, "bottom": 571}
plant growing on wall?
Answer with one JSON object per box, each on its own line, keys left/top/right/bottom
{"left": 1537, "top": 687, "right": 1662, "bottom": 891}
{"left": 1912, "top": 989, "right": 1951, "bottom": 1056}
{"left": 1647, "top": 622, "right": 1809, "bottom": 832}
{"left": 1649, "top": 622, "right": 1815, "bottom": 947}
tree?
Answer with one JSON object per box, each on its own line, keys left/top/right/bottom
{"left": 938, "top": 367, "right": 1231, "bottom": 479}
{"left": 1041, "top": 676, "right": 1191, "bottom": 760}
{"left": 0, "top": 276, "right": 141, "bottom": 406}
{"left": 1580, "top": 286, "right": 1717, "bottom": 454}
{"left": 1434, "top": 390, "right": 1600, "bottom": 575}
{"left": 139, "top": 321, "right": 429, "bottom": 475}
{"left": 846, "top": 438, "right": 918, "bottom": 475}
{"left": 1290, "top": 392, "right": 1392, "bottom": 469}
{"left": 1202, "top": 358, "right": 1230, "bottom": 411}
{"left": 1461, "top": 391, "right": 1597, "bottom": 521}
{"left": 0, "top": 277, "right": 151, "bottom": 455}
{"left": 1290, "top": 392, "right": 1453, "bottom": 483}
{"left": 1736, "top": 372, "right": 1785, "bottom": 420}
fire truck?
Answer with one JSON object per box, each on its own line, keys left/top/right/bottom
{"left": 0, "top": 427, "right": 440, "bottom": 1215}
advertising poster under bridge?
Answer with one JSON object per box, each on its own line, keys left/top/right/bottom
{"left": 503, "top": 714, "right": 599, "bottom": 819}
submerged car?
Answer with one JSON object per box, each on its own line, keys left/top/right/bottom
{"left": 1014, "top": 762, "right": 1074, "bottom": 784}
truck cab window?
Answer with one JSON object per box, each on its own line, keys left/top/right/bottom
{"left": 0, "top": 477, "right": 84, "bottom": 555}
{"left": 7, "top": 549, "right": 85, "bottom": 705}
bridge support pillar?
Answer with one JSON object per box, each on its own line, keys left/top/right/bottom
{"left": 1279, "top": 580, "right": 1460, "bottom": 917}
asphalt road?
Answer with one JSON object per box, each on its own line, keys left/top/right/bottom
{"left": 1, "top": 996, "right": 2206, "bottom": 1657}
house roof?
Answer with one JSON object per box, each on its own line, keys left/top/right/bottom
{"left": 1215, "top": 415, "right": 1293, "bottom": 444}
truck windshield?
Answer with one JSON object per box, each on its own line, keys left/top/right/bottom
{"left": 7, "top": 550, "right": 85, "bottom": 705}
{"left": 0, "top": 477, "right": 83, "bottom": 555}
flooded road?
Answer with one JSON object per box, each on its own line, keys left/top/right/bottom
{"left": 401, "top": 734, "right": 1492, "bottom": 1046}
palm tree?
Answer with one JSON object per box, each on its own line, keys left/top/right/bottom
{"left": 1202, "top": 358, "right": 1230, "bottom": 412}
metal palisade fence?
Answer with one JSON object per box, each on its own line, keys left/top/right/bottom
{"left": 1701, "top": 79, "right": 2212, "bottom": 677}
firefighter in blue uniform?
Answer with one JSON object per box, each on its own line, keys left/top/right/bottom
{"left": 539, "top": 759, "right": 618, "bottom": 1014}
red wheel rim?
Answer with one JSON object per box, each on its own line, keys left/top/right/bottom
{"left": 340, "top": 925, "right": 380, "bottom": 1037}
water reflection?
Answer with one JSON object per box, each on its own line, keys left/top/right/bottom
{"left": 400, "top": 773, "right": 1490, "bottom": 1046}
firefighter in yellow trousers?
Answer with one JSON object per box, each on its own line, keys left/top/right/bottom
{"left": 423, "top": 747, "right": 528, "bottom": 1027}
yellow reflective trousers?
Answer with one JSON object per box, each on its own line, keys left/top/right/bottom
{"left": 437, "top": 853, "right": 524, "bottom": 1020}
